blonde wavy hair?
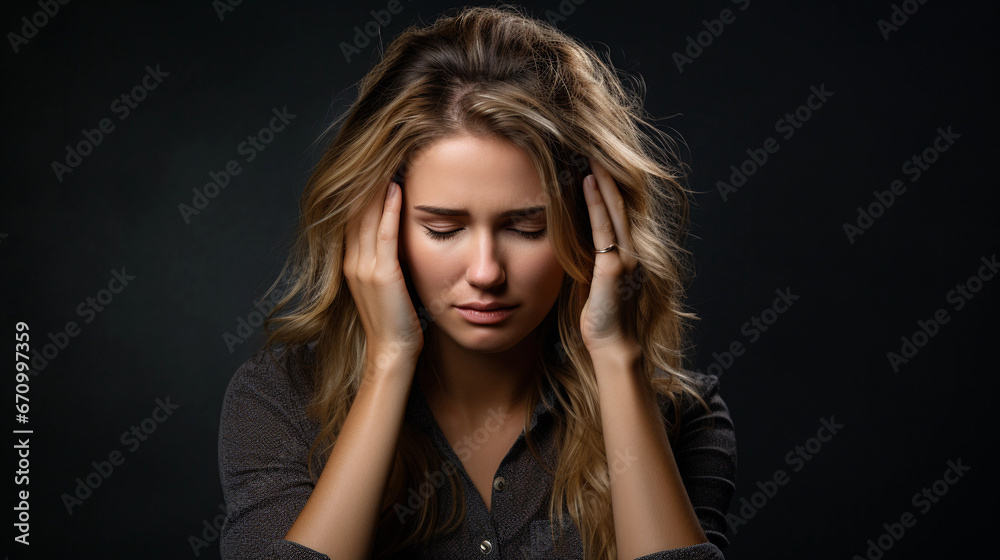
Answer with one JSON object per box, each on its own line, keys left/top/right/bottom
{"left": 260, "top": 5, "right": 706, "bottom": 559}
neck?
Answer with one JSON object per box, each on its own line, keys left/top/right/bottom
{"left": 418, "top": 326, "right": 544, "bottom": 430}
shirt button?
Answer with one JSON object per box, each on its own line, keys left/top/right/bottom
{"left": 492, "top": 476, "right": 506, "bottom": 492}
{"left": 480, "top": 539, "right": 492, "bottom": 554}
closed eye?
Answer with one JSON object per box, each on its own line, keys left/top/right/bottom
{"left": 422, "top": 227, "right": 547, "bottom": 240}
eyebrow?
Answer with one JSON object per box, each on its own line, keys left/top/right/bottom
{"left": 412, "top": 205, "right": 546, "bottom": 218}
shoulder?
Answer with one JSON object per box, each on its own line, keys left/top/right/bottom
{"left": 223, "top": 343, "right": 318, "bottom": 404}
{"left": 675, "top": 368, "right": 722, "bottom": 397}
{"left": 653, "top": 368, "right": 736, "bottom": 451}
{"left": 653, "top": 368, "right": 726, "bottom": 416}
{"left": 219, "top": 342, "right": 320, "bottom": 442}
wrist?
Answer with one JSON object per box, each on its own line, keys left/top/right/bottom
{"left": 363, "top": 349, "right": 419, "bottom": 387}
{"left": 588, "top": 339, "right": 643, "bottom": 369}
{"left": 589, "top": 341, "right": 645, "bottom": 391}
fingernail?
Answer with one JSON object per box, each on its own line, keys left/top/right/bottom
{"left": 390, "top": 182, "right": 399, "bottom": 197}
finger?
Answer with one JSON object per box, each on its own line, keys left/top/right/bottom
{"left": 375, "top": 182, "right": 402, "bottom": 274}
{"left": 580, "top": 174, "right": 621, "bottom": 341}
{"left": 583, "top": 173, "right": 623, "bottom": 278}
{"left": 588, "top": 158, "right": 637, "bottom": 273}
{"left": 358, "top": 183, "right": 388, "bottom": 268}
{"left": 344, "top": 208, "right": 360, "bottom": 279}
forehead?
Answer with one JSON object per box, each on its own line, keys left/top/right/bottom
{"left": 404, "top": 132, "right": 545, "bottom": 210}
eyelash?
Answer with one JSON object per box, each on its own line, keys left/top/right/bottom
{"left": 423, "top": 227, "right": 547, "bottom": 240}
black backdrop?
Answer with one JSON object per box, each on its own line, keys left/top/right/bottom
{"left": 4, "top": 1, "right": 997, "bottom": 558}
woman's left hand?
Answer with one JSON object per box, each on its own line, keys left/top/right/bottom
{"left": 579, "top": 157, "right": 643, "bottom": 355}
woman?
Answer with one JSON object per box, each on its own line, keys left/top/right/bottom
{"left": 218, "top": 5, "right": 736, "bottom": 560}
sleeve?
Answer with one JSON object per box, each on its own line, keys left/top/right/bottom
{"left": 638, "top": 370, "right": 738, "bottom": 560}
{"left": 217, "top": 352, "right": 332, "bottom": 560}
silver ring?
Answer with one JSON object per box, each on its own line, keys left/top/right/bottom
{"left": 595, "top": 243, "right": 618, "bottom": 254}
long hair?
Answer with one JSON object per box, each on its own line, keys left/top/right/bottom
{"left": 260, "top": 5, "right": 704, "bottom": 559}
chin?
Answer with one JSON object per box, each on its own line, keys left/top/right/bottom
{"left": 438, "top": 318, "right": 532, "bottom": 354}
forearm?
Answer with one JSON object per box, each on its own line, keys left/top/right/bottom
{"left": 591, "top": 344, "right": 707, "bottom": 560}
{"left": 283, "top": 357, "right": 416, "bottom": 559}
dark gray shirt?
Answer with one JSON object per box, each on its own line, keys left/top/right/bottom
{"left": 218, "top": 343, "right": 737, "bottom": 559}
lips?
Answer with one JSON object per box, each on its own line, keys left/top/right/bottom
{"left": 455, "top": 302, "right": 516, "bottom": 311}
{"left": 454, "top": 304, "right": 517, "bottom": 325}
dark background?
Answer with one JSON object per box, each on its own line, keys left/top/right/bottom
{"left": 4, "top": 0, "right": 997, "bottom": 558}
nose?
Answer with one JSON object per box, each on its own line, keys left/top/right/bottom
{"left": 465, "top": 230, "right": 506, "bottom": 289}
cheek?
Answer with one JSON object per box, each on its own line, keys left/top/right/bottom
{"left": 516, "top": 248, "right": 566, "bottom": 299}
{"left": 399, "top": 225, "right": 419, "bottom": 271}
{"left": 401, "top": 228, "right": 462, "bottom": 309}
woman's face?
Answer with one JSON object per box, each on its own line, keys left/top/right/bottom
{"left": 399, "top": 131, "right": 566, "bottom": 354}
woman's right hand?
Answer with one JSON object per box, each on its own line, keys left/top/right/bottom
{"left": 343, "top": 181, "right": 424, "bottom": 372}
